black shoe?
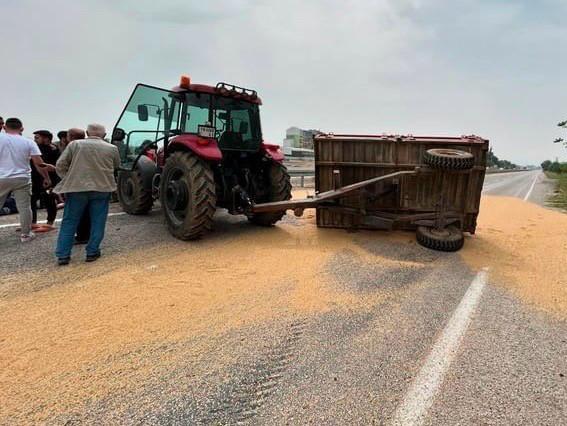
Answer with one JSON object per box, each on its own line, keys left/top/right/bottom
{"left": 85, "top": 253, "right": 101, "bottom": 262}
{"left": 58, "top": 257, "right": 71, "bottom": 266}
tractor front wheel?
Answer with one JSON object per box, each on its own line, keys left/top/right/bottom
{"left": 117, "top": 169, "right": 153, "bottom": 215}
{"left": 160, "top": 151, "right": 216, "bottom": 240}
{"left": 248, "top": 162, "right": 292, "bottom": 226}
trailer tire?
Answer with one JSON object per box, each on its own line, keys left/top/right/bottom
{"left": 416, "top": 225, "right": 464, "bottom": 252}
{"left": 117, "top": 170, "right": 153, "bottom": 215}
{"left": 423, "top": 149, "right": 474, "bottom": 170}
{"left": 161, "top": 151, "right": 216, "bottom": 240}
{"left": 248, "top": 162, "right": 292, "bottom": 226}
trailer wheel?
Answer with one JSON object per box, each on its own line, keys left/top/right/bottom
{"left": 248, "top": 162, "right": 292, "bottom": 226}
{"left": 160, "top": 151, "right": 216, "bottom": 240}
{"left": 423, "top": 149, "right": 474, "bottom": 170}
{"left": 416, "top": 225, "right": 464, "bottom": 252}
{"left": 117, "top": 170, "right": 153, "bottom": 215}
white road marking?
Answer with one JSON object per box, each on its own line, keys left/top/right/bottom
{"left": 392, "top": 268, "right": 489, "bottom": 426}
{"left": 0, "top": 212, "right": 127, "bottom": 229}
{"left": 523, "top": 172, "right": 540, "bottom": 202}
{"left": 482, "top": 171, "right": 530, "bottom": 193}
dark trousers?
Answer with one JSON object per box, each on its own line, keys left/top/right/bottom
{"left": 31, "top": 190, "right": 57, "bottom": 224}
{"left": 76, "top": 209, "right": 91, "bottom": 242}
{"left": 55, "top": 191, "right": 111, "bottom": 259}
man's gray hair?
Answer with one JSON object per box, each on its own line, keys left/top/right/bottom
{"left": 68, "top": 128, "right": 85, "bottom": 142}
{"left": 86, "top": 123, "right": 106, "bottom": 138}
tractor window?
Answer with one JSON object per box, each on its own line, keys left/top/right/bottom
{"left": 183, "top": 92, "right": 211, "bottom": 133}
{"left": 230, "top": 109, "right": 253, "bottom": 140}
{"left": 214, "top": 97, "right": 261, "bottom": 152}
{"left": 112, "top": 84, "right": 180, "bottom": 166}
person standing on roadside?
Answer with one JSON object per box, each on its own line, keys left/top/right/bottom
{"left": 31, "top": 130, "right": 59, "bottom": 229}
{"left": 54, "top": 130, "right": 68, "bottom": 153}
{"left": 66, "top": 128, "right": 91, "bottom": 244}
{"left": 0, "top": 118, "right": 53, "bottom": 242}
{"left": 54, "top": 123, "right": 120, "bottom": 265}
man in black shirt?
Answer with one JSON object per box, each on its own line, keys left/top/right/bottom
{"left": 31, "top": 130, "right": 59, "bottom": 227}
{"left": 54, "top": 130, "right": 69, "bottom": 153}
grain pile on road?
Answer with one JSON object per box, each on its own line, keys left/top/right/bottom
{"left": 0, "top": 209, "right": 421, "bottom": 423}
{"left": 461, "top": 195, "right": 567, "bottom": 317}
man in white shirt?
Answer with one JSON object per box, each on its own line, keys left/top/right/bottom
{"left": 0, "top": 117, "right": 53, "bottom": 242}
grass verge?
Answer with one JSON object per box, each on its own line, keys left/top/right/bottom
{"left": 545, "top": 172, "right": 567, "bottom": 210}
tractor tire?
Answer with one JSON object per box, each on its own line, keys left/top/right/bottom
{"left": 160, "top": 151, "right": 216, "bottom": 240}
{"left": 423, "top": 149, "right": 474, "bottom": 170}
{"left": 416, "top": 225, "right": 464, "bottom": 252}
{"left": 117, "top": 170, "right": 153, "bottom": 215}
{"left": 248, "top": 162, "right": 292, "bottom": 226}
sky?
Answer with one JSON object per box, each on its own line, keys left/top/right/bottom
{"left": 1, "top": 0, "right": 566, "bottom": 165}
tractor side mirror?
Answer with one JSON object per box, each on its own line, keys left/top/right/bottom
{"left": 112, "top": 127, "right": 126, "bottom": 142}
{"left": 137, "top": 104, "right": 149, "bottom": 122}
{"left": 239, "top": 121, "right": 249, "bottom": 134}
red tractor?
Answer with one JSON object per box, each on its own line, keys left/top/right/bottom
{"left": 112, "top": 76, "right": 291, "bottom": 240}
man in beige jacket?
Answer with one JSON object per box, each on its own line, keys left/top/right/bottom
{"left": 54, "top": 123, "right": 120, "bottom": 265}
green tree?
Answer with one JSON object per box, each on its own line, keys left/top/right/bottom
{"left": 541, "top": 160, "right": 552, "bottom": 171}
{"left": 487, "top": 148, "right": 499, "bottom": 168}
{"left": 549, "top": 161, "right": 562, "bottom": 173}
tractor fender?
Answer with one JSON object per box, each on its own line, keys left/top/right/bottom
{"left": 134, "top": 154, "right": 157, "bottom": 190}
{"left": 261, "top": 142, "right": 284, "bottom": 163}
{"left": 168, "top": 134, "right": 222, "bottom": 162}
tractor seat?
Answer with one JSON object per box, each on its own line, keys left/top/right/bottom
{"left": 218, "top": 131, "right": 244, "bottom": 150}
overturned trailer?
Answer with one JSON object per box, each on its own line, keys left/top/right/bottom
{"left": 252, "top": 134, "right": 488, "bottom": 251}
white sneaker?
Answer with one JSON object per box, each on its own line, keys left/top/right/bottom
{"left": 20, "top": 232, "right": 36, "bottom": 243}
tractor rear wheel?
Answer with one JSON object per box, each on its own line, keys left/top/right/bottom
{"left": 248, "top": 162, "right": 292, "bottom": 226}
{"left": 423, "top": 148, "right": 474, "bottom": 170}
{"left": 416, "top": 225, "right": 464, "bottom": 252}
{"left": 117, "top": 169, "right": 153, "bottom": 215}
{"left": 160, "top": 151, "right": 216, "bottom": 240}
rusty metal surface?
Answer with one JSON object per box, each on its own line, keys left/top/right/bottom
{"left": 314, "top": 134, "right": 488, "bottom": 233}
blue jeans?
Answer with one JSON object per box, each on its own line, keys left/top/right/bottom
{"left": 55, "top": 192, "right": 111, "bottom": 259}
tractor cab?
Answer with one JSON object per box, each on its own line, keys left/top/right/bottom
{"left": 112, "top": 78, "right": 264, "bottom": 170}
{"left": 112, "top": 76, "right": 290, "bottom": 240}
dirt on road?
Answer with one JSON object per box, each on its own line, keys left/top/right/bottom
{"left": 1, "top": 193, "right": 565, "bottom": 423}
{"left": 461, "top": 195, "right": 567, "bottom": 318}
{"left": 0, "top": 209, "right": 421, "bottom": 423}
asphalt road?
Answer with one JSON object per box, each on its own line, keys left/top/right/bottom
{"left": 0, "top": 170, "right": 565, "bottom": 425}
{"left": 482, "top": 169, "right": 554, "bottom": 205}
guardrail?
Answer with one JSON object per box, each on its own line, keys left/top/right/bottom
{"left": 288, "top": 169, "right": 315, "bottom": 187}
{"left": 485, "top": 168, "right": 533, "bottom": 175}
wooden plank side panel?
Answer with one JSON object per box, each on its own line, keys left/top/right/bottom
{"left": 314, "top": 135, "right": 488, "bottom": 232}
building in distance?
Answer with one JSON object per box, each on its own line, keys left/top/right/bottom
{"left": 282, "top": 126, "right": 321, "bottom": 158}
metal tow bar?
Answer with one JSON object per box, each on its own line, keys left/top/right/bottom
{"left": 251, "top": 168, "right": 421, "bottom": 216}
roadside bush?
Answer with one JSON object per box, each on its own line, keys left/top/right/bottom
{"left": 548, "top": 162, "right": 562, "bottom": 173}
{"left": 542, "top": 160, "right": 567, "bottom": 173}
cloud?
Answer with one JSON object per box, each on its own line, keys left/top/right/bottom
{"left": 98, "top": 0, "right": 255, "bottom": 24}
{"left": 1, "top": 0, "right": 566, "bottom": 164}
